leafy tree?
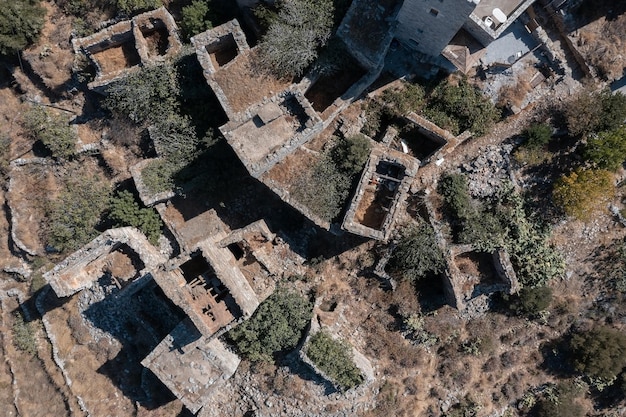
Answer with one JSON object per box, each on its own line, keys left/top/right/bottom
{"left": 331, "top": 134, "right": 371, "bottom": 174}
{"left": 388, "top": 221, "right": 445, "bottom": 283}
{"left": 258, "top": 0, "right": 334, "bottom": 78}
{"left": 565, "top": 89, "right": 626, "bottom": 137}
{"left": 151, "top": 114, "right": 199, "bottom": 163}
{"left": 305, "top": 331, "right": 363, "bottom": 391}
{"left": 0, "top": 0, "right": 45, "bottom": 55}
{"left": 522, "top": 123, "right": 552, "bottom": 150}
{"left": 292, "top": 135, "right": 370, "bottom": 222}
{"left": 382, "top": 82, "right": 426, "bottom": 115}
{"left": 104, "top": 64, "right": 180, "bottom": 126}
{"left": 552, "top": 168, "right": 614, "bottom": 220}
{"left": 46, "top": 174, "right": 111, "bottom": 252}
{"left": 534, "top": 382, "right": 585, "bottom": 417}
{"left": 427, "top": 78, "right": 499, "bottom": 136}
{"left": 438, "top": 173, "right": 473, "bottom": 220}
{"left": 23, "top": 106, "right": 76, "bottom": 160}
{"left": 108, "top": 190, "right": 163, "bottom": 244}
{"left": 181, "top": 0, "right": 214, "bottom": 40}
{"left": 116, "top": 0, "right": 161, "bottom": 14}
{"left": 227, "top": 287, "right": 313, "bottom": 362}
{"left": 509, "top": 285, "right": 552, "bottom": 318}
{"left": 583, "top": 126, "right": 626, "bottom": 171}
{"left": 568, "top": 326, "right": 626, "bottom": 380}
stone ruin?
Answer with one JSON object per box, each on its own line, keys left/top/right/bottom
{"left": 443, "top": 244, "right": 520, "bottom": 314}
{"left": 342, "top": 143, "right": 419, "bottom": 241}
{"left": 72, "top": 7, "right": 182, "bottom": 91}
{"left": 43, "top": 227, "right": 165, "bottom": 297}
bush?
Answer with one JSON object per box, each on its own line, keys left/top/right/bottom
{"left": 0, "top": 0, "right": 45, "bottom": 55}
{"left": 258, "top": 0, "right": 334, "bottom": 78}
{"left": 227, "top": 287, "right": 313, "bottom": 362}
{"left": 305, "top": 331, "right": 363, "bottom": 391}
{"left": 426, "top": 78, "right": 499, "bottom": 136}
{"left": 45, "top": 174, "right": 110, "bottom": 252}
{"left": 438, "top": 173, "right": 474, "bottom": 220}
{"left": 181, "top": 0, "right": 214, "bottom": 40}
{"left": 522, "top": 123, "right": 552, "bottom": 149}
{"left": 388, "top": 221, "right": 445, "bottom": 283}
{"left": 552, "top": 168, "right": 614, "bottom": 221}
{"left": 141, "top": 158, "right": 176, "bottom": 194}
{"left": 509, "top": 285, "right": 552, "bottom": 318}
{"left": 0, "top": 134, "right": 9, "bottom": 179}
{"left": 568, "top": 326, "right": 626, "bottom": 380}
{"left": 104, "top": 64, "right": 179, "bottom": 126}
{"left": 292, "top": 136, "right": 370, "bottom": 222}
{"left": 583, "top": 126, "right": 626, "bottom": 171}
{"left": 565, "top": 89, "right": 626, "bottom": 137}
{"left": 116, "top": 0, "right": 161, "bottom": 14}
{"left": 382, "top": 82, "right": 426, "bottom": 115}
{"left": 108, "top": 190, "right": 163, "bottom": 244}
{"left": 12, "top": 312, "right": 37, "bottom": 356}
{"left": 534, "top": 383, "right": 585, "bottom": 417}
{"left": 331, "top": 134, "right": 371, "bottom": 175}
{"left": 23, "top": 106, "right": 76, "bottom": 160}
{"left": 151, "top": 114, "right": 199, "bottom": 163}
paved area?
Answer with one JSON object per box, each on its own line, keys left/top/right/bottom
{"left": 481, "top": 19, "right": 539, "bottom": 65}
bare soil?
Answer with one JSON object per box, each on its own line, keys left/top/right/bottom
{"left": 92, "top": 42, "right": 141, "bottom": 74}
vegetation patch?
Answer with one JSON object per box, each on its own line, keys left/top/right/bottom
{"left": 552, "top": 168, "right": 614, "bottom": 221}
{"left": 12, "top": 311, "right": 37, "bottom": 356}
{"left": 0, "top": 0, "right": 45, "bottom": 56}
{"left": 388, "top": 221, "right": 444, "bottom": 283}
{"left": 568, "top": 326, "right": 626, "bottom": 381}
{"left": 291, "top": 135, "right": 370, "bottom": 222}
{"left": 23, "top": 106, "right": 77, "bottom": 160}
{"left": 107, "top": 190, "right": 163, "bottom": 244}
{"left": 227, "top": 287, "right": 313, "bottom": 362}
{"left": 305, "top": 331, "right": 363, "bottom": 391}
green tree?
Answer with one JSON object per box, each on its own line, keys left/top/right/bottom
{"left": 569, "top": 326, "right": 626, "bottom": 380}
{"left": 181, "top": 0, "right": 214, "bottom": 40}
{"left": 108, "top": 190, "right": 163, "bottom": 244}
{"left": 258, "top": 0, "right": 334, "bottom": 78}
{"left": 0, "top": 0, "right": 45, "bottom": 56}
{"left": 331, "top": 134, "right": 371, "bottom": 175}
{"left": 427, "top": 78, "right": 499, "bottom": 136}
{"left": 534, "top": 383, "right": 585, "bottom": 417}
{"left": 552, "top": 168, "right": 614, "bottom": 221}
{"left": 583, "top": 126, "right": 626, "bottom": 171}
{"left": 46, "top": 174, "right": 111, "bottom": 252}
{"left": 382, "top": 82, "right": 426, "bottom": 115}
{"left": 116, "top": 0, "right": 161, "bottom": 14}
{"left": 305, "top": 331, "right": 363, "bottom": 391}
{"left": 104, "top": 63, "right": 180, "bottom": 125}
{"left": 438, "top": 173, "right": 473, "bottom": 220}
{"left": 23, "top": 106, "right": 76, "bottom": 160}
{"left": 227, "top": 287, "right": 313, "bottom": 362}
{"left": 522, "top": 123, "right": 552, "bottom": 149}
{"left": 388, "top": 221, "right": 445, "bottom": 283}
{"left": 565, "top": 89, "right": 626, "bottom": 137}
{"left": 509, "top": 286, "right": 552, "bottom": 318}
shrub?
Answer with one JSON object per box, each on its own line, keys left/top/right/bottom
{"left": 292, "top": 136, "right": 370, "bottom": 222}
{"left": 583, "top": 126, "right": 626, "bottom": 171}
{"left": 305, "top": 331, "right": 363, "bottom": 391}
{"left": 12, "top": 312, "right": 37, "bottom": 356}
{"left": 388, "top": 221, "right": 445, "bottom": 283}
{"left": 552, "top": 168, "right": 614, "bottom": 220}
{"left": 227, "top": 288, "right": 313, "bottom": 362}
{"left": 45, "top": 174, "right": 110, "bottom": 252}
{"left": 116, "top": 0, "right": 161, "bottom": 14}
{"left": 104, "top": 64, "right": 179, "bottom": 125}
{"left": 331, "top": 134, "right": 371, "bottom": 175}
{"left": 141, "top": 158, "right": 176, "bottom": 194}
{"left": 0, "top": 0, "right": 45, "bottom": 55}
{"left": 565, "top": 89, "right": 626, "bottom": 137}
{"left": 568, "top": 326, "right": 626, "bottom": 380}
{"left": 151, "top": 114, "right": 199, "bottom": 163}
{"left": 258, "top": 0, "right": 334, "bottom": 78}
{"left": 0, "top": 134, "right": 9, "bottom": 179}
{"left": 181, "top": 0, "right": 214, "bottom": 40}
{"left": 427, "top": 78, "right": 499, "bottom": 136}
{"left": 523, "top": 123, "right": 552, "bottom": 149}
{"left": 382, "top": 82, "right": 426, "bottom": 115}
{"left": 438, "top": 173, "right": 474, "bottom": 220}
{"left": 108, "top": 190, "right": 163, "bottom": 244}
{"left": 509, "top": 285, "right": 552, "bottom": 318}
{"left": 23, "top": 106, "right": 76, "bottom": 160}
{"left": 534, "top": 383, "right": 585, "bottom": 417}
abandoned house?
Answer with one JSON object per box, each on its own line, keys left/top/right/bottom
{"left": 72, "top": 7, "right": 182, "bottom": 90}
